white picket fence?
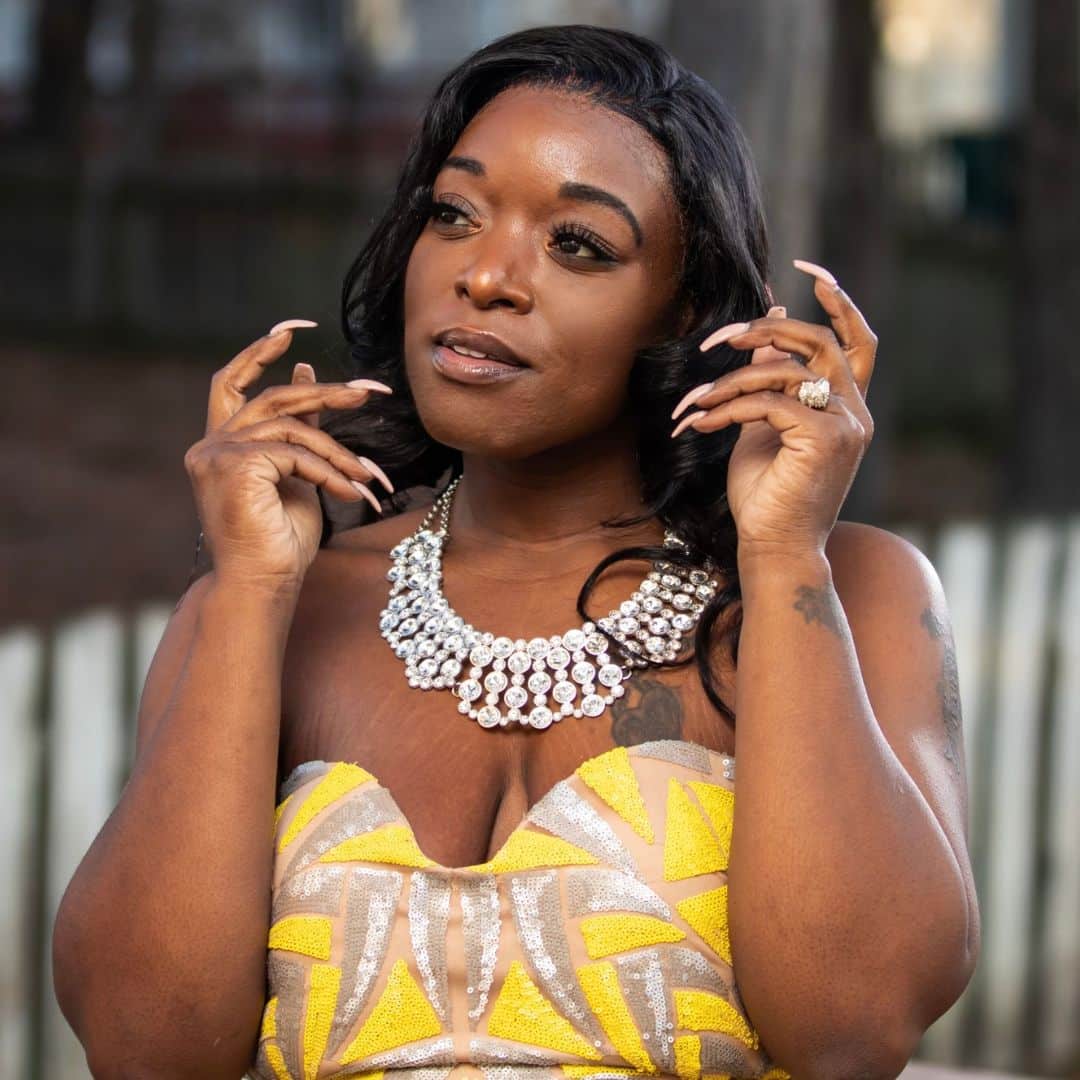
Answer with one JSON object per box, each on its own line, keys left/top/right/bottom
{"left": 1, "top": 518, "right": 1078, "bottom": 1080}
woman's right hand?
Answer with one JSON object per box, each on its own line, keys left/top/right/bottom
{"left": 183, "top": 319, "right": 394, "bottom": 595}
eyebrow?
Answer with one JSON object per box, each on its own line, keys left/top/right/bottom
{"left": 440, "top": 156, "right": 644, "bottom": 247}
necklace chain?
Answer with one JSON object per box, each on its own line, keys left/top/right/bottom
{"left": 378, "top": 475, "right": 722, "bottom": 731}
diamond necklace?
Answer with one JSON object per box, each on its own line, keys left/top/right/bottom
{"left": 378, "top": 475, "right": 721, "bottom": 731}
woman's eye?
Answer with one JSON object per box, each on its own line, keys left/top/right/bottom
{"left": 431, "top": 201, "right": 470, "bottom": 227}
{"left": 551, "top": 226, "right": 615, "bottom": 264}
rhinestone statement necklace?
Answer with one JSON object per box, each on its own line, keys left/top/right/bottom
{"left": 378, "top": 476, "right": 721, "bottom": 730}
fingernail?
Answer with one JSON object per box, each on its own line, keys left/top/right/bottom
{"left": 792, "top": 259, "right": 838, "bottom": 288}
{"left": 671, "top": 411, "right": 705, "bottom": 438}
{"left": 699, "top": 322, "right": 751, "bottom": 352}
{"left": 358, "top": 455, "right": 394, "bottom": 493}
{"left": 269, "top": 318, "right": 318, "bottom": 336}
{"left": 671, "top": 381, "right": 714, "bottom": 420}
{"left": 293, "top": 362, "right": 316, "bottom": 380}
{"left": 346, "top": 379, "right": 394, "bottom": 394}
{"left": 351, "top": 481, "right": 384, "bottom": 514}
{"left": 767, "top": 305, "right": 787, "bottom": 318}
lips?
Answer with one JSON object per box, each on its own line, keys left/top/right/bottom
{"left": 434, "top": 328, "right": 528, "bottom": 368}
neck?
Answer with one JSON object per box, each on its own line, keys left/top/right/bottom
{"left": 444, "top": 421, "right": 665, "bottom": 579}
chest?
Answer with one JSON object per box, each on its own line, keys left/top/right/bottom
{"left": 278, "top": 552, "right": 736, "bottom": 868}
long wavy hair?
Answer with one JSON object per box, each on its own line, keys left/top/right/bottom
{"left": 321, "top": 24, "right": 772, "bottom": 723}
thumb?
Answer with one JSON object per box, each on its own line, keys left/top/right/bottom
{"left": 292, "top": 362, "right": 320, "bottom": 428}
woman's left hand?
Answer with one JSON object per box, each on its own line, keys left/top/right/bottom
{"left": 670, "top": 260, "right": 878, "bottom": 560}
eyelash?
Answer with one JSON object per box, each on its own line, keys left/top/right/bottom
{"left": 427, "top": 197, "right": 617, "bottom": 263}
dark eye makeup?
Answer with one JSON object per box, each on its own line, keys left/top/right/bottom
{"left": 425, "top": 193, "right": 618, "bottom": 265}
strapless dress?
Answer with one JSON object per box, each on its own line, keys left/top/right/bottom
{"left": 246, "top": 739, "right": 789, "bottom": 1080}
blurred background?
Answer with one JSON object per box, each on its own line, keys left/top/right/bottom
{"left": 0, "top": 1, "right": 1077, "bottom": 1078}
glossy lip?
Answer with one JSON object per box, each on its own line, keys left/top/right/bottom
{"left": 434, "top": 327, "right": 529, "bottom": 368}
{"left": 431, "top": 344, "right": 527, "bottom": 384}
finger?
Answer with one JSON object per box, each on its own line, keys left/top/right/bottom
{"left": 672, "top": 390, "right": 812, "bottom": 439}
{"left": 238, "top": 440, "right": 384, "bottom": 511}
{"left": 700, "top": 318, "right": 848, "bottom": 382}
{"left": 750, "top": 305, "right": 790, "bottom": 366}
{"left": 292, "top": 362, "right": 320, "bottom": 428}
{"left": 219, "top": 416, "right": 394, "bottom": 493}
{"left": 671, "top": 389, "right": 837, "bottom": 439}
{"left": 793, "top": 260, "right": 878, "bottom": 397}
{"left": 219, "top": 379, "right": 392, "bottom": 432}
{"left": 676, "top": 357, "right": 850, "bottom": 420}
{"left": 206, "top": 319, "right": 319, "bottom": 434}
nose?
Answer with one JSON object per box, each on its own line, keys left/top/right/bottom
{"left": 454, "top": 231, "right": 533, "bottom": 313}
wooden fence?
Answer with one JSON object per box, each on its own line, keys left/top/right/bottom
{"left": 1, "top": 518, "right": 1077, "bottom": 1079}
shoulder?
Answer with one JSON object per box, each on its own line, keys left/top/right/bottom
{"left": 825, "top": 520, "right": 946, "bottom": 622}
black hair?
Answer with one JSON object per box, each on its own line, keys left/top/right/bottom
{"left": 323, "top": 23, "right": 772, "bottom": 724}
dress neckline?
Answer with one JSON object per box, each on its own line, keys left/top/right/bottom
{"left": 276, "top": 738, "right": 736, "bottom": 874}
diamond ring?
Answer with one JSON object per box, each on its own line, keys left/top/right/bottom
{"left": 797, "top": 377, "right": 831, "bottom": 410}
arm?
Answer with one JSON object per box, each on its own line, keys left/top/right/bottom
{"left": 729, "top": 523, "right": 978, "bottom": 1079}
{"left": 52, "top": 572, "right": 300, "bottom": 1079}
{"left": 677, "top": 266, "right": 978, "bottom": 1076}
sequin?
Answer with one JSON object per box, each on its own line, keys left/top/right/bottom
{"left": 280, "top": 789, "right": 400, "bottom": 882}
{"left": 340, "top": 958, "right": 442, "bottom": 1065}
{"left": 575, "top": 962, "right": 655, "bottom": 1072}
{"left": 528, "top": 782, "right": 643, "bottom": 882}
{"left": 579, "top": 914, "right": 685, "bottom": 958}
{"left": 612, "top": 951, "right": 674, "bottom": 1074}
{"left": 461, "top": 877, "right": 502, "bottom": 1028}
{"left": 268, "top": 915, "right": 333, "bottom": 961}
{"left": 631, "top": 741, "right": 713, "bottom": 775}
{"left": 574, "top": 748, "right": 655, "bottom": 843}
{"left": 303, "top": 963, "right": 342, "bottom": 1079}
{"left": 468, "top": 1036, "right": 564, "bottom": 1065}
{"left": 564, "top": 869, "right": 671, "bottom": 920}
{"left": 467, "top": 829, "right": 599, "bottom": 874}
{"left": 675, "top": 989, "right": 757, "bottom": 1049}
{"left": 361, "top": 1037, "right": 456, "bottom": 1070}
{"left": 250, "top": 741, "right": 775, "bottom": 1080}
{"left": 487, "top": 960, "right": 603, "bottom": 1060}
{"left": 675, "top": 888, "right": 731, "bottom": 966}
{"left": 267, "top": 953, "right": 306, "bottom": 1080}
{"left": 509, "top": 872, "right": 607, "bottom": 1047}
{"left": 663, "top": 781, "right": 726, "bottom": 882}
{"left": 279, "top": 763, "right": 376, "bottom": 850}
{"left": 326, "top": 868, "right": 404, "bottom": 1060}
{"left": 272, "top": 864, "right": 346, "bottom": 923}
{"left": 410, "top": 872, "right": 453, "bottom": 1021}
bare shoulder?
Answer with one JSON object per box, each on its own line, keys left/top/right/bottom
{"left": 825, "top": 520, "right": 946, "bottom": 624}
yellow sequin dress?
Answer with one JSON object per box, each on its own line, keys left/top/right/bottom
{"left": 247, "top": 739, "right": 789, "bottom": 1080}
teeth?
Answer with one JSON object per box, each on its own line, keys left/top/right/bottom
{"left": 449, "top": 344, "right": 492, "bottom": 360}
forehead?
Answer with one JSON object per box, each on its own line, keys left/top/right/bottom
{"left": 442, "top": 85, "right": 677, "bottom": 232}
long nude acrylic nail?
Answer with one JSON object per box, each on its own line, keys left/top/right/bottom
{"left": 351, "top": 481, "right": 384, "bottom": 514}
{"left": 671, "top": 411, "right": 706, "bottom": 438}
{"left": 346, "top": 379, "right": 394, "bottom": 394}
{"left": 269, "top": 318, "right": 318, "bottom": 336}
{"left": 699, "top": 321, "right": 751, "bottom": 352}
{"left": 792, "top": 259, "right": 838, "bottom": 288}
{"left": 671, "top": 381, "right": 715, "bottom": 420}
{"left": 358, "top": 455, "right": 394, "bottom": 493}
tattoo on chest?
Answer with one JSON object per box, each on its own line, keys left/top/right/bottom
{"left": 792, "top": 584, "right": 843, "bottom": 637}
{"left": 921, "top": 607, "right": 964, "bottom": 776}
{"left": 609, "top": 676, "right": 684, "bottom": 746}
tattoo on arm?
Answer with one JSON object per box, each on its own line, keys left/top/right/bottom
{"left": 610, "top": 677, "right": 685, "bottom": 746}
{"left": 792, "top": 584, "right": 843, "bottom": 637}
{"left": 921, "top": 607, "right": 964, "bottom": 777}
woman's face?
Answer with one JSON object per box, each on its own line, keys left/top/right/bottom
{"left": 402, "top": 84, "right": 687, "bottom": 459}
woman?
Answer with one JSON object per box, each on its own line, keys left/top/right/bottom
{"left": 53, "top": 25, "right": 979, "bottom": 1080}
